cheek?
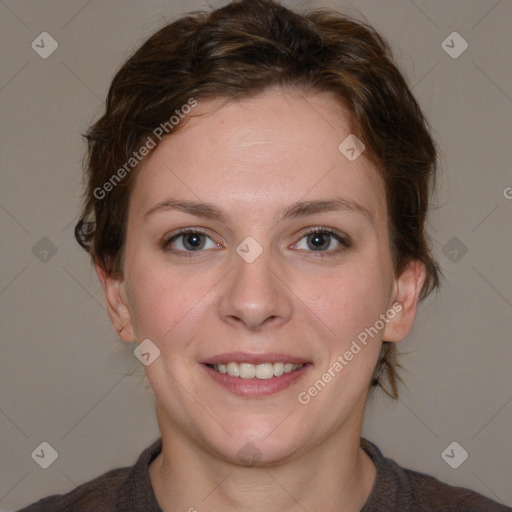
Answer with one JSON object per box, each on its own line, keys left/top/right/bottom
{"left": 301, "top": 262, "right": 390, "bottom": 346}
{"left": 125, "top": 256, "right": 179, "bottom": 337}
{"left": 125, "top": 255, "right": 214, "bottom": 344}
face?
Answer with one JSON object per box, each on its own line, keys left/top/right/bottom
{"left": 101, "top": 88, "right": 423, "bottom": 465}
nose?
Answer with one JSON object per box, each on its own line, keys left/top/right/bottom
{"left": 218, "top": 247, "right": 293, "bottom": 331}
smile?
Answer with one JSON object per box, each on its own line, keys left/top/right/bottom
{"left": 202, "top": 356, "right": 312, "bottom": 397}
{"left": 206, "top": 362, "right": 305, "bottom": 380}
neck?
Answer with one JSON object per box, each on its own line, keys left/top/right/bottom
{"left": 149, "top": 406, "right": 376, "bottom": 512}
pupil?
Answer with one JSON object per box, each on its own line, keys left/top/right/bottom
{"left": 185, "top": 233, "right": 203, "bottom": 250}
{"left": 309, "top": 233, "right": 329, "bottom": 250}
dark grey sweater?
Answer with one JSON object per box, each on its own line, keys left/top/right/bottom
{"left": 19, "top": 438, "right": 510, "bottom": 511}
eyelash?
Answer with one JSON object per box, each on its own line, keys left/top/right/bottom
{"left": 163, "top": 227, "right": 351, "bottom": 258}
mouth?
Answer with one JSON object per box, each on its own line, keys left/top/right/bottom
{"left": 205, "top": 361, "right": 305, "bottom": 380}
{"left": 201, "top": 353, "right": 312, "bottom": 397}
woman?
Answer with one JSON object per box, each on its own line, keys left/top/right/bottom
{"left": 21, "top": 0, "right": 510, "bottom": 510}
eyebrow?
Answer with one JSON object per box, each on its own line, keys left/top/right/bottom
{"left": 143, "top": 196, "right": 372, "bottom": 224}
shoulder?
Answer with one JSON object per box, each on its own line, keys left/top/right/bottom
{"left": 402, "top": 466, "right": 509, "bottom": 511}
{"left": 17, "top": 438, "right": 163, "bottom": 512}
{"left": 360, "top": 438, "right": 511, "bottom": 512}
{"left": 17, "top": 467, "right": 129, "bottom": 512}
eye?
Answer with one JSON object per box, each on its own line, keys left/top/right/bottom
{"left": 163, "top": 229, "right": 221, "bottom": 254}
{"left": 293, "top": 228, "right": 350, "bottom": 255}
{"left": 163, "top": 227, "right": 350, "bottom": 257}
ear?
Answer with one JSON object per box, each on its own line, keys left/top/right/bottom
{"left": 382, "top": 259, "right": 426, "bottom": 343}
{"left": 95, "top": 263, "right": 136, "bottom": 342}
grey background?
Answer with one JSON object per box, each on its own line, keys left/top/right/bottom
{"left": 1, "top": 0, "right": 511, "bottom": 510}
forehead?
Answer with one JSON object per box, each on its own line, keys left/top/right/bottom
{"left": 130, "top": 89, "right": 387, "bottom": 227}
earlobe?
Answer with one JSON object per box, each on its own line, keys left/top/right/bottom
{"left": 95, "top": 264, "right": 136, "bottom": 342}
{"left": 382, "top": 259, "right": 426, "bottom": 343}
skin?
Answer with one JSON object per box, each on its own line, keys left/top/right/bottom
{"left": 97, "top": 88, "right": 426, "bottom": 511}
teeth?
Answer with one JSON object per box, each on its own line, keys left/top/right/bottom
{"left": 273, "top": 362, "right": 284, "bottom": 376}
{"left": 212, "top": 362, "right": 304, "bottom": 379}
{"left": 227, "top": 362, "right": 239, "bottom": 377}
{"left": 255, "top": 363, "right": 274, "bottom": 379}
{"left": 239, "top": 363, "right": 256, "bottom": 378}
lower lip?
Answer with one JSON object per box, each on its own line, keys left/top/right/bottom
{"left": 202, "top": 363, "right": 312, "bottom": 397}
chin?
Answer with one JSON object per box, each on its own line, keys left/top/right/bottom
{"left": 201, "top": 421, "right": 307, "bottom": 467}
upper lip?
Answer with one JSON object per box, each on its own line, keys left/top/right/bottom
{"left": 201, "top": 352, "right": 311, "bottom": 365}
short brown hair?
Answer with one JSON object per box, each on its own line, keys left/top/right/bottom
{"left": 75, "top": 0, "right": 442, "bottom": 399}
